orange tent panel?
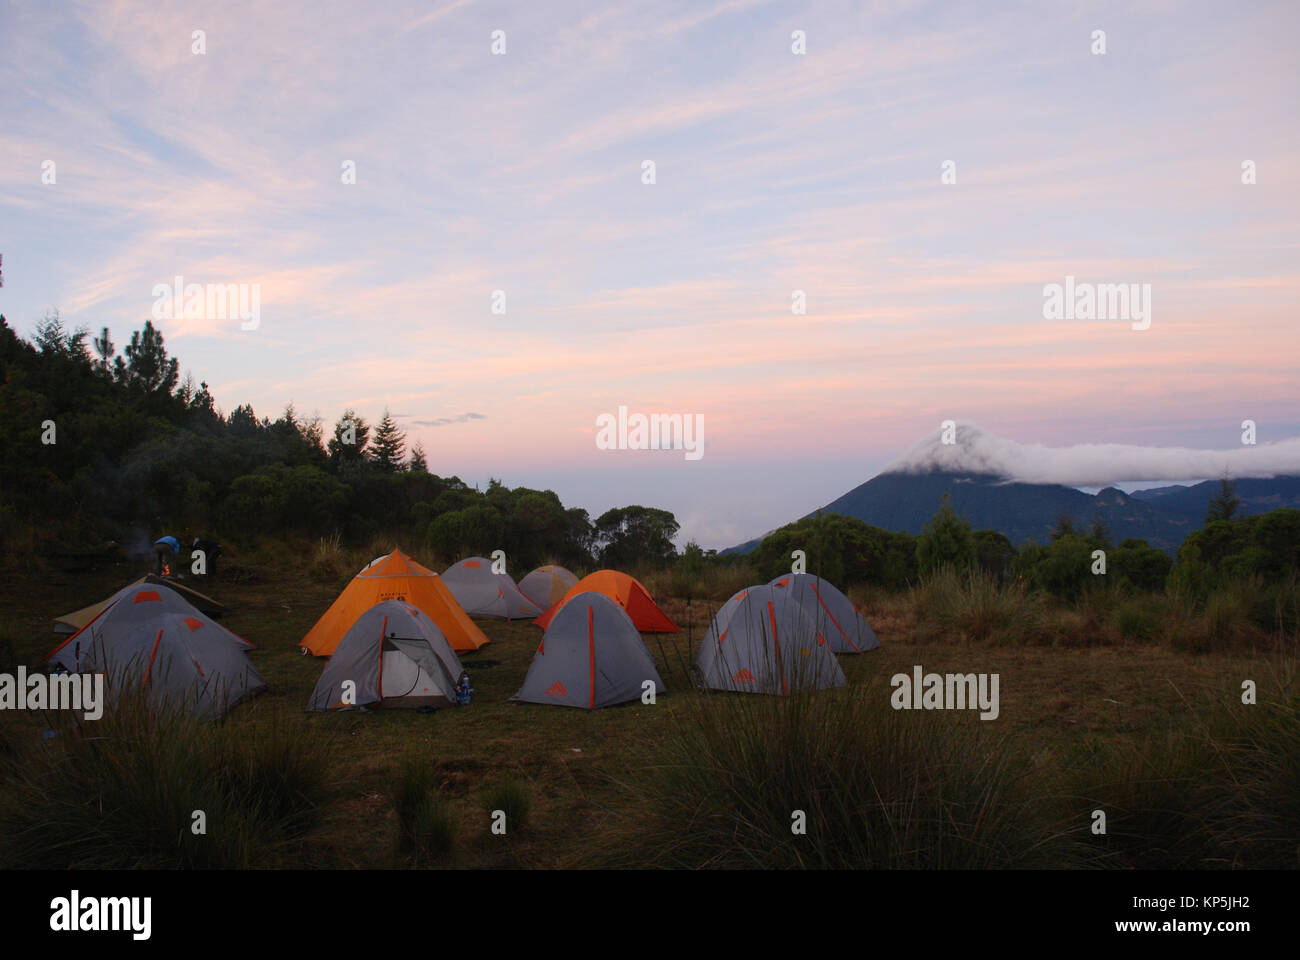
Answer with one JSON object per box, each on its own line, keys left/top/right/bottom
{"left": 533, "top": 569, "right": 679, "bottom": 633}
{"left": 300, "top": 549, "right": 490, "bottom": 656}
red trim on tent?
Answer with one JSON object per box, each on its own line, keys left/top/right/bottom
{"left": 587, "top": 605, "right": 596, "bottom": 710}
{"left": 810, "top": 582, "right": 858, "bottom": 652}
{"left": 768, "top": 601, "right": 787, "bottom": 696}
{"left": 465, "top": 560, "right": 482, "bottom": 568}
{"left": 134, "top": 590, "right": 162, "bottom": 603}
{"left": 143, "top": 628, "right": 164, "bottom": 689}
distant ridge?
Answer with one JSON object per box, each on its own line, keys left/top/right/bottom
{"left": 723, "top": 424, "right": 1300, "bottom": 555}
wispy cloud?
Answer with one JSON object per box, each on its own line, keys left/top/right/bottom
{"left": 411, "top": 413, "right": 487, "bottom": 427}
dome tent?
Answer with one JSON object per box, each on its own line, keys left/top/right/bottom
{"left": 517, "top": 564, "right": 578, "bottom": 611}
{"left": 769, "top": 573, "right": 880, "bottom": 653}
{"left": 44, "top": 583, "right": 264, "bottom": 718}
{"left": 52, "top": 574, "right": 225, "bottom": 635}
{"left": 534, "top": 570, "right": 679, "bottom": 633}
{"left": 307, "top": 600, "right": 464, "bottom": 711}
{"left": 300, "top": 549, "right": 489, "bottom": 656}
{"left": 512, "top": 591, "right": 665, "bottom": 709}
{"left": 441, "top": 557, "right": 542, "bottom": 619}
{"left": 696, "top": 585, "right": 845, "bottom": 695}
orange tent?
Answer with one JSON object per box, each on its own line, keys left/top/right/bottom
{"left": 534, "top": 570, "right": 679, "bottom": 633}
{"left": 300, "top": 549, "right": 490, "bottom": 656}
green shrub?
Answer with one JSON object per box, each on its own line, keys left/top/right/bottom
{"left": 1113, "top": 597, "right": 1161, "bottom": 642}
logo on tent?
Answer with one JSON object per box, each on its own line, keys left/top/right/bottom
{"left": 731, "top": 669, "right": 755, "bottom": 683}
{"left": 545, "top": 681, "right": 568, "bottom": 697}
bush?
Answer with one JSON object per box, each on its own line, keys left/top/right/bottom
{"left": 916, "top": 495, "right": 975, "bottom": 579}
{"left": 1015, "top": 534, "right": 1099, "bottom": 601}
{"left": 1111, "top": 540, "right": 1173, "bottom": 593}
{"left": 1113, "top": 598, "right": 1162, "bottom": 643}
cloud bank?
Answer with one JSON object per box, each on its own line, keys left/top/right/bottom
{"left": 411, "top": 413, "right": 486, "bottom": 428}
{"left": 886, "top": 422, "right": 1300, "bottom": 487}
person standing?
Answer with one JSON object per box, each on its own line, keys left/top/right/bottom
{"left": 191, "top": 537, "right": 223, "bottom": 580}
{"left": 153, "top": 535, "right": 180, "bottom": 576}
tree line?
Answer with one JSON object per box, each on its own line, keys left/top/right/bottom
{"left": 0, "top": 313, "right": 678, "bottom": 570}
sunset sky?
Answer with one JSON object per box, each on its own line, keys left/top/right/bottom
{"left": 2, "top": 0, "right": 1297, "bottom": 548}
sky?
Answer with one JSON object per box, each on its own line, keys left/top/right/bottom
{"left": 1, "top": 0, "right": 1297, "bottom": 549}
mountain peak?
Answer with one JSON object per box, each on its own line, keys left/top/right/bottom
{"left": 885, "top": 421, "right": 1013, "bottom": 478}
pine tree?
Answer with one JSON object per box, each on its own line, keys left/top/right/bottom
{"left": 371, "top": 409, "right": 407, "bottom": 473}
{"left": 302, "top": 411, "right": 327, "bottom": 455}
{"left": 92, "top": 326, "right": 115, "bottom": 376}
{"left": 1205, "top": 477, "right": 1241, "bottom": 523}
{"left": 328, "top": 409, "right": 371, "bottom": 465}
{"left": 115, "top": 320, "right": 178, "bottom": 395}
{"left": 409, "top": 440, "right": 429, "bottom": 473}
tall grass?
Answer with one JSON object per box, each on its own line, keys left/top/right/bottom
{"left": 651, "top": 562, "right": 757, "bottom": 603}
{"left": 0, "top": 690, "right": 332, "bottom": 868}
{"left": 308, "top": 532, "right": 345, "bottom": 583}
{"left": 1061, "top": 664, "right": 1299, "bottom": 868}
{"left": 608, "top": 659, "right": 1298, "bottom": 869}
{"left": 392, "top": 757, "right": 457, "bottom": 865}
{"left": 481, "top": 779, "right": 531, "bottom": 835}
{"left": 910, "top": 568, "right": 1047, "bottom": 645}
{"left": 614, "top": 687, "right": 1082, "bottom": 868}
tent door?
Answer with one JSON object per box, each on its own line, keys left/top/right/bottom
{"left": 380, "top": 649, "right": 446, "bottom": 706}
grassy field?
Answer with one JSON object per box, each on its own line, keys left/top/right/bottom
{"left": 0, "top": 550, "right": 1295, "bottom": 869}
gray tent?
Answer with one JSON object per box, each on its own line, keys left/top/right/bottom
{"left": 517, "top": 564, "right": 578, "bottom": 611}
{"left": 45, "top": 583, "right": 263, "bottom": 718}
{"left": 696, "top": 584, "right": 846, "bottom": 694}
{"left": 768, "top": 573, "right": 880, "bottom": 653}
{"left": 511, "top": 591, "right": 665, "bottom": 709}
{"left": 307, "top": 600, "right": 464, "bottom": 711}
{"left": 441, "top": 557, "right": 542, "bottom": 620}
{"left": 52, "top": 574, "right": 226, "bottom": 635}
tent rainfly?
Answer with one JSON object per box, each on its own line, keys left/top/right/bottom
{"left": 512, "top": 591, "right": 665, "bottom": 709}
{"left": 768, "top": 573, "right": 880, "bottom": 653}
{"left": 534, "top": 570, "right": 679, "bottom": 633}
{"left": 52, "top": 574, "right": 225, "bottom": 635}
{"left": 695, "top": 585, "right": 845, "bottom": 695}
{"left": 517, "top": 564, "right": 579, "bottom": 611}
{"left": 45, "top": 583, "right": 264, "bottom": 718}
{"left": 300, "top": 549, "right": 489, "bottom": 656}
{"left": 441, "top": 557, "right": 542, "bottom": 619}
{"left": 307, "top": 600, "right": 464, "bottom": 711}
